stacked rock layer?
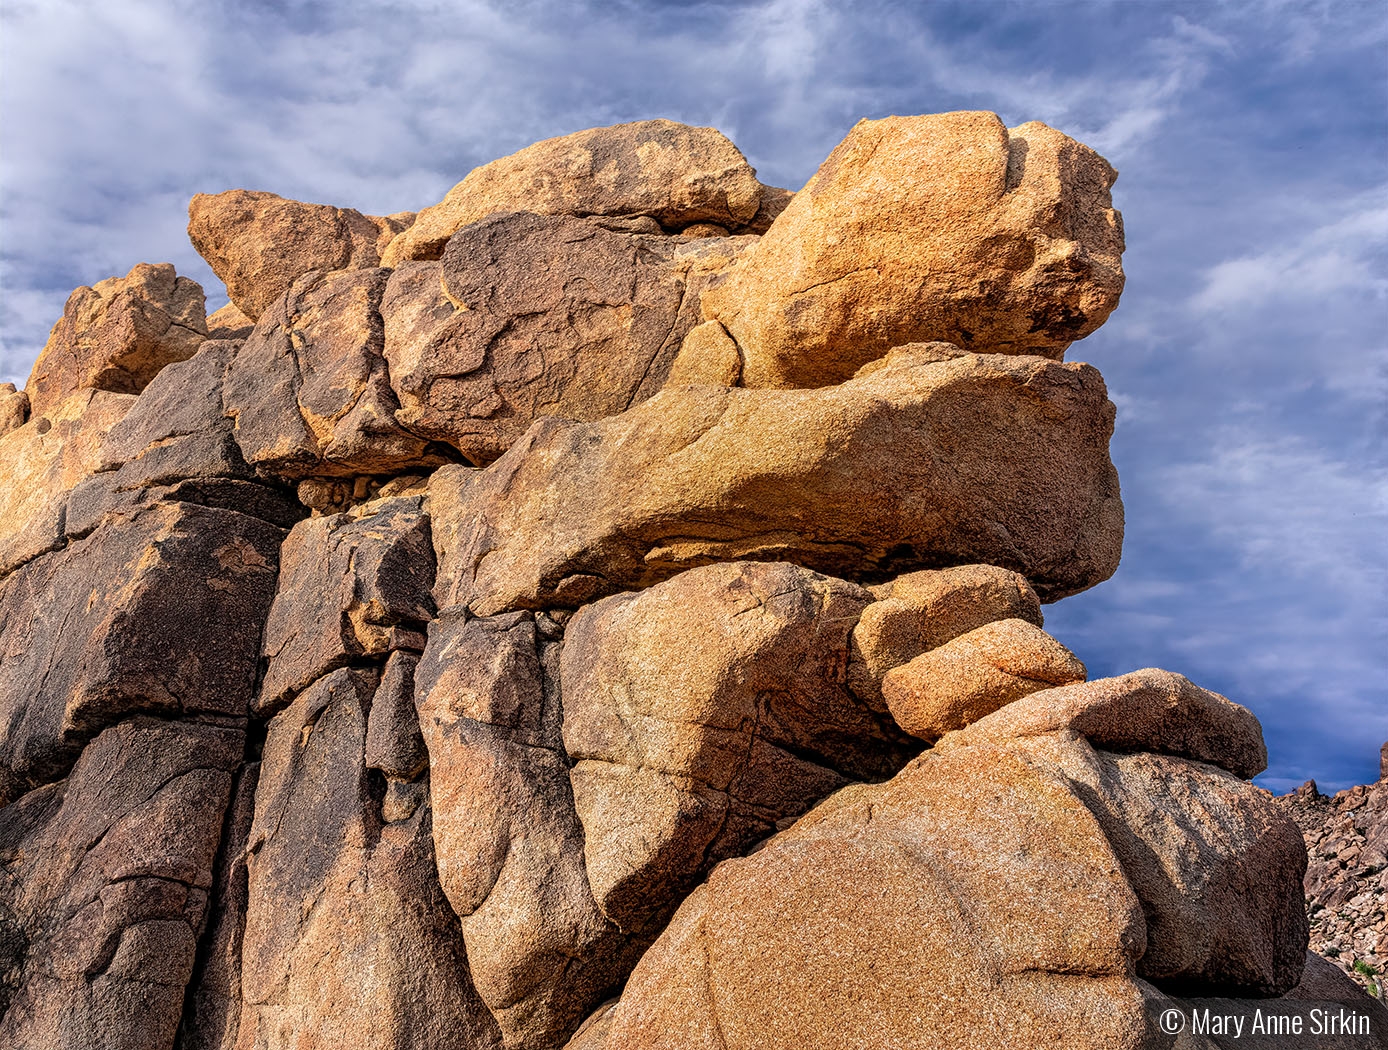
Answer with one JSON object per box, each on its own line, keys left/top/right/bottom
{"left": 0, "top": 114, "right": 1376, "bottom": 1049}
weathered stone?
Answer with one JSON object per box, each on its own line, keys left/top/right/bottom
{"left": 381, "top": 216, "right": 744, "bottom": 463}
{"left": 0, "top": 388, "right": 135, "bottom": 576}
{"left": 882, "top": 617, "right": 1086, "bottom": 741}
{"left": 365, "top": 651, "right": 428, "bottom": 781}
{"left": 940, "top": 667, "right": 1268, "bottom": 780}
{"left": 238, "top": 667, "right": 499, "bottom": 1050}
{"left": 702, "top": 111, "right": 1125, "bottom": 387}
{"left": 0, "top": 718, "right": 243, "bottom": 1050}
{"left": 62, "top": 341, "right": 303, "bottom": 537}
{"left": 664, "top": 319, "right": 741, "bottom": 386}
{"left": 560, "top": 561, "right": 920, "bottom": 933}
{"left": 598, "top": 741, "right": 1152, "bottom": 1050}
{"left": 415, "top": 609, "right": 638, "bottom": 1049}
{"left": 0, "top": 501, "right": 282, "bottom": 805}
{"left": 1008, "top": 734, "right": 1308, "bottom": 995}
{"left": 0, "top": 384, "right": 27, "bottom": 436}
{"left": 26, "top": 263, "right": 207, "bottom": 416}
{"left": 847, "top": 564, "right": 1043, "bottom": 707}
{"left": 176, "top": 760, "right": 259, "bottom": 1050}
{"left": 187, "top": 190, "right": 411, "bottom": 320}
{"left": 206, "top": 302, "right": 254, "bottom": 339}
{"left": 223, "top": 268, "right": 451, "bottom": 480}
{"left": 381, "top": 120, "right": 772, "bottom": 266}
{"left": 432, "top": 347, "right": 1123, "bottom": 615}
{"left": 258, "top": 496, "right": 434, "bottom": 715}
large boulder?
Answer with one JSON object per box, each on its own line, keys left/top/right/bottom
{"left": 594, "top": 730, "right": 1308, "bottom": 1049}
{"left": 381, "top": 120, "right": 778, "bottom": 266}
{"left": 25, "top": 263, "right": 207, "bottom": 416}
{"left": 187, "top": 189, "right": 412, "bottom": 320}
{"left": 1015, "top": 736, "right": 1308, "bottom": 995}
{"left": 414, "top": 610, "right": 636, "bottom": 1050}
{"left": 0, "top": 388, "right": 135, "bottom": 576}
{"left": 0, "top": 718, "right": 243, "bottom": 1050}
{"left": 257, "top": 496, "right": 435, "bottom": 715}
{"left": 881, "top": 617, "right": 1087, "bottom": 741}
{"left": 596, "top": 740, "right": 1153, "bottom": 1050}
{"left": 236, "top": 667, "right": 500, "bottom": 1050}
{"left": 381, "top": 215, "right": 745, "bottom": 464}
{"left": 0, "top": 501, "right": 282, "bottom": 805}
{"left": 701, "top": 111, "right": 1125, "bottom": 387}
{"left": 432, "top": 346, "right": 1123, "bottom": 615}
{"left": 560, "top": 561, "right": 919, "bottom": 934}
{"left": 938, "top": 667, "right": 1269, "bottom": 780}
{"left": 223, "top": 268, "right": 452, "bottom": 480}
{"left": 847, "top": 564, "right": 1043, "bottom": 706}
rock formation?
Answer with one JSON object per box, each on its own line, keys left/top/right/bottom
{"left": 1278, "top": 758, "right": 1388, "bottom": 998}
{"left": 1, "top": 114, "right": 1379, "bottom": 1050}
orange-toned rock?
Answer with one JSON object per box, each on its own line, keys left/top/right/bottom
{"left": 882, "top": 617, "right": 1086, "bottom": 741}
{"left": 702, "top": 111, "right": 1125, "bottom": 387}
{"left": 205, "top": 300, "right": 254, "bottom": 338}
{"left": 847, "top": 564, "right": 1043, "bottom": 706}
{"left": 432, "top": 347, "right": 1123, "bottom": 615}
{"left": 188, "top": 189, "right": 412, "bottom": 320}
{"left": 414, "top": 609, "right": 637, "bottom": 1050}
{"left": 24, "top": 263, "right": 206, "bottom": 416}
{"left": 0, "top": 383, "right": 28, "bottom": 435}
{"left": 0, "top": 388, "right": 135, "bottom": 576}
{"left": 939, "top": 667, "right": 1268, "bottom": 779}
{"left": 560, "top": 561, "right": 918, "bottom": 934}
{"left": 381, "top": 120, "right": 776, "bottom": 266}
{"left": 598, "top": 741, "right": 1152, "bottom": 1050}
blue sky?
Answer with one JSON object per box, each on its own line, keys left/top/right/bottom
{"left": 1, "top": 0, "right": 1384, "bottom": 790}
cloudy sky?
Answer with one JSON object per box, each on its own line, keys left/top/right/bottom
{"left": 1, "top": 0, "right": 1384, "bottom": 790}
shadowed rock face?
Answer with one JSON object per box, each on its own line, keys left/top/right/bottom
{"left": 382, "top": 214, "right": 741, "bottom": 464}
{"left": 1, "top": 112, "right": 1338, "bottom": 1050}
{"left": 256, "top": 496, "right": 435, "bottom": 716}
{"left": 236, "top": 667, "right": 500, "bottom": 1050}
{"left": 0, "top": 501, "right": 282, "bottom": 806}
{"left": 224, "top": 268, "right": 453, "bottom": 481}
{"left": 431, "top": 347, "right": 1124, "bottom": 616}
{"left": 24, "top": 262, "right": 208, "bottom": 418}
{"left": 0, "top": 718, "right": 244, "bottom": 1050}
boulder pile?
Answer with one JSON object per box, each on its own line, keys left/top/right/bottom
{"left": 1278, "top": 751, "right": 1388, "bottom": 996}
{"left": 0, "top": 114, "right": 1377, "bottom": 1049}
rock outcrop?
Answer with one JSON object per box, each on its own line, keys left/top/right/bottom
{"left": 25, "top": 262, "right": 207, "bottom": 417}
{"left": 5, "top": 113, "right": 1368, "bottom": 1050}
{"left": 431, "top": 346, "right": 1123, "bottom": 615}
{"left": 380, "top": 120, "right": 781, "bottom": 266}
{"left": 188, "top": 190, "right": 413, "bottom": 320}
{"left": 1278, "top": 763, "right": 1388, "bottom": 996}
{"left": 701, "top": 111, "right": 1125, "bottom": 387}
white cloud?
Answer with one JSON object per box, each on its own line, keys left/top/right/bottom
{"left": 1191, "top": 188, "right": 1388, "bottom": 313}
